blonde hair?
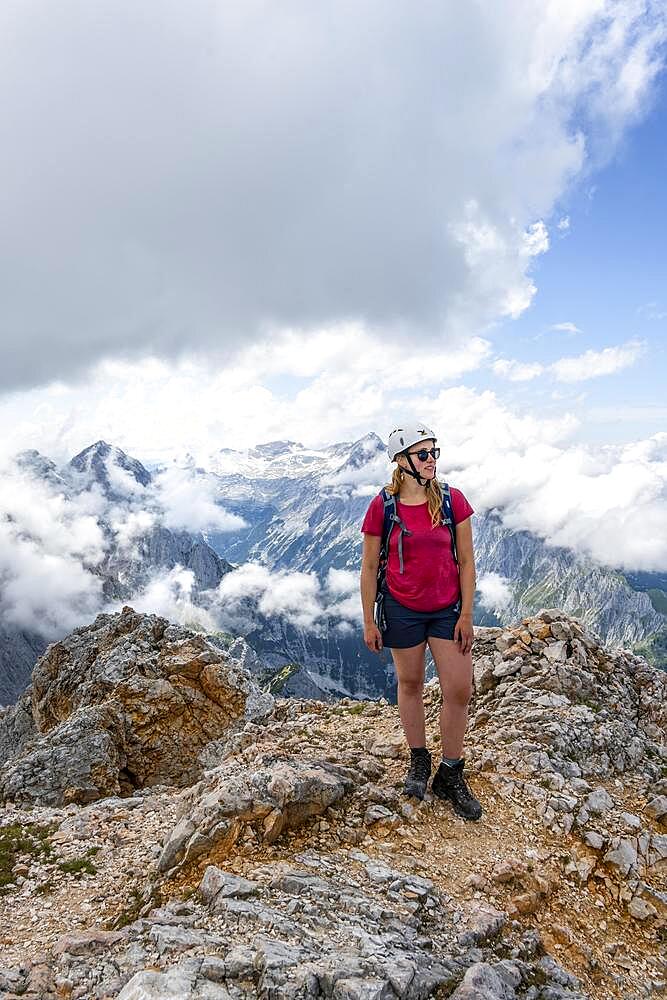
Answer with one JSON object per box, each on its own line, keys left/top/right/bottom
{"left": 386, "top": 467, "right": 443, "bottom": 528}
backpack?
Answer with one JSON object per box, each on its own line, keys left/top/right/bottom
{"left": 373, "top": 483, "right": 458, "bottom": 631}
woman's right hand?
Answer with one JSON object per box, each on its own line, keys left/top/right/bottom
{"left": 363, "top": 623, "right": 383, "bottom": 653}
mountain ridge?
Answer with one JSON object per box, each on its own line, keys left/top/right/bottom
{"left": 1, "top": 436, "right": 665, "bottom": 706}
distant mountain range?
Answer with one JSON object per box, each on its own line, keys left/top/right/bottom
{"left": 1, "top": 435, "right": 665, "bottom": 705}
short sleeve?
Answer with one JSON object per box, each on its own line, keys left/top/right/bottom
{"left": 450, "top": 487, "right": 474, "bottom": 524}
{"left": 361, "top": 494, "right": 384, "bottom": 535}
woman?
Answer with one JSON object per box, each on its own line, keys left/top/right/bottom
{"left": 360, "top": 423, "right": 481, "bottom": 821}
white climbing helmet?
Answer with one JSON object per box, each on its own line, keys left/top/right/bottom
{"left": 387, "top": 423, "right": 437, "bottom": 462}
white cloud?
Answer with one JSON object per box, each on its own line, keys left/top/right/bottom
{"left": 325, "top": 568, "right": 358, "bottom": 597}
{"left": 521, "top": 221, "right": 550, "bottom": 257}
{"left": 550, "top": 338, "right": 646, "bottom": 382}
{"left": 325, "top": 568, "right": 362, "bottom": 621}
{"left": 492, "top": 337, "right": 646, "bottom": 385}
{"left": 216, "top": 563, "right": 324, "bottom": 629}
{"left": 450, "top": 208, "right": 549, "bottom": 323}
{"left": 0, "top": 2, "right": 664, "bottom": 393}
{"left": 104, "top": 456, "right": 148, "bottom": 498}
{"left": 551, "top": 321, "right": 580, "bottom": 334}
{"left": 111, "top": 509, "right": 157, "bottom": 551}
{"left": 477, "top": 573, "right": 513, "bottom": 614}
{"left": 0, "top": 464, "right": 105, "bottom": 637}
{"left": 0, "top": 443, "right": 245, "bottom": 639}
{"left": 122, "top": 565, "right": 217, "bottom": 632}
{"left": 557, "top": 216, "right": 571, "bottom": 231}
{"left": 492, "top": 359, "right": 545, "bottom": 381}
{"left": 637, "top": 301, "right": 667, "bottom": 321}
{"left": 150, "top": 466, "right": 247, "bottom": 533}
{"left": 214, "top": 562, "right": 363, "bottom": 630}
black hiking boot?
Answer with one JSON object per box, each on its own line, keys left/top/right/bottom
{"left": 431, "top": 758, "right": 482, "bottom": 821}
{"left": 403, "top": 749, "right": 432, "bottom": 800}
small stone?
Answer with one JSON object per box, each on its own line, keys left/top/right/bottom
{"left": 457, "top": 903, "right": 507, "bottom": 946}
{"left": 363, "top": 804, "right": 396, "bottom": 826}
{"left": 646, "top": 795, "right": 667, "bottom": 820}
{"left": 603, "top": 839, "right": 638, "bottom": 875}
{"left": 54, "top": 928, "right": 126, "bottom": 956}
{"left": 585, "top": 787, "right": 614, "bottom": 815}
{"left": 224, "top": 945, "right": 256, "bottom": 979}
{"left": 199, "top": 865, "right": 259, "bottom": 903}
{"left": 627, "top": 897, "right": 657, "bottom": 920}
{"left": 543, "top": 640, "right": 568, "bottom": 663}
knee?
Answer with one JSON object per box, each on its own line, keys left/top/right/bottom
{"left": 443, "top": 682, "right": 472, "bottom": 708}
{"left": 398, "top": 677, "right": 424, "bottom": 698}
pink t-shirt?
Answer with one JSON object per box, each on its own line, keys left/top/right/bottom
{"left": 361, "top": 488, "right": 474, "bottom": 611}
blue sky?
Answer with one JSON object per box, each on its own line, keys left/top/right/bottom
{"left": 481, "top": 82, "right": 667, "bottom": 444}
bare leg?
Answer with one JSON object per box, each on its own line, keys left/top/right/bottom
{"left": 390, "top": 642, "right": 427, "bottom": 747}
{"left": 427, "top": 637, "right": 473, "bottom": 758}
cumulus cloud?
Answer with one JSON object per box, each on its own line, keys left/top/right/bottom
{"left": 216, "top": 563, "right": 324, "bottom": 629}
{"left": 120, "top": 565, "right": 218, "bottom": 632}
{"left": 325, "top": 568, "right": 362, "bottom": 622}
{"left": 550, "top": 339, "right": 646, "bottom": 382}
{"left": 551, "top": 322, "right": 580, "bottom": 334}
{"left": 492, "top": 359, "right": 545, "bottom": 382}
{"left": 150, "top": 466, "right": 247, "bottom": 533}
{"left": 0, "top": 463, "right": 105, "bottom": 637}
{"left": 213, "top": 562, "right": 362, "bottom": 631}
{"left": 111, "top": 509, "right": 156, "bottom": 550}
{"left": 491, "top": 338, "right": 645, "bottom": 384}
{"left": 0, "top": 2, "right": 664, "bottom": 393}
{"left": 477, "top": 573, "right": 514, "bottom": 614}
{"left": 0, "top": 441, "right": 245, "bottom": 638}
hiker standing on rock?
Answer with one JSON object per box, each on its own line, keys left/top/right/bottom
{"left": 359, "top": 423, "right": 481, "bottom": 821}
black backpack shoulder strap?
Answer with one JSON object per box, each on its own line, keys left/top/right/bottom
{"left": 379, "top": 487, "right": 412, "bottom": 576}
{"left": 441, "top": 482, "right": 458, "bottom": 565}
{"left": 379, "top": 487, "right": 397, "bottom": 561}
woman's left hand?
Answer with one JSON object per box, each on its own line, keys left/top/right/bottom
{"left": 454, "top": 613, "right": 474, "bottom": 655}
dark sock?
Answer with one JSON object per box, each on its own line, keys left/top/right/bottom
{"left": 410, "top": 746, "right": 430, "bottom": 756}
{"left": 441, "top": 755, "right": 461, "bottom": 767}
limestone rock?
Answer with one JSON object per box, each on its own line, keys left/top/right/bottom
{"left": 585, "top": 787, "right": 614, "bottom": 815}
{"left": 603, "top": 838, "right": 638, "bottom": 875}
{"left": 449, "top": 961, "right": 520, "bottom": 999}
{"left": 628, "top": 896, "right": 658, "bottom": 920}
{"left": 458, "top": 903, "right": 507, "bottom": 947}
{"left": 159, "top": 755, "right": 358, "bottom": 873}
{"left": 199, "top": 865, "right": 260, "bottom": 904}
{"left": 646, "top": 795, "right": 667, "bottom": 820}
{"left": 0, "top": 606, "right": 273, "bottom": 806}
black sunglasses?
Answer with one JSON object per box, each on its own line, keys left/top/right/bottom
{"left": 407, "top": 447, "right": 440, "bottom": 462}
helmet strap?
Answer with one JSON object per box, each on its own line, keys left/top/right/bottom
{"left": 403, "top": 452, "right": 428, "bottom": 487}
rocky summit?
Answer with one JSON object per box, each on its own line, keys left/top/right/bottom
{"left": 0, "top": 606, "right": 273, "bottom": 806}
{"left": 0, "top": 609, "right": 665, "bottom": 999}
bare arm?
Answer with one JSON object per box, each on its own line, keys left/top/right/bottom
{"left": 360, "top": 533, "right": 381, "bottom": 626}
{"left": 454, "top": 516, "right": 476, "bottom": 653}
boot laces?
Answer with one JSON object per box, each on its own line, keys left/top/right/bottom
{"left": 451, "top": 769, "right": 475, "bottom": 803}
{"left": 408, "top": 754, "right": 431, "bottom": 784}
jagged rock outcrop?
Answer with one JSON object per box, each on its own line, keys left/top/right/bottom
{"left": 158, "top": 756, "right": 365, "bottom": 874}
{"left": 0, "top": 606, "right": 273, "bottom": 806}
{"left": 0, "top": 609, "right": 665, "bottom": 998}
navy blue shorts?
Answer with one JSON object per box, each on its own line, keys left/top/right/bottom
{"left": 381, "top": 587, "right": 461, "bottom": 649}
